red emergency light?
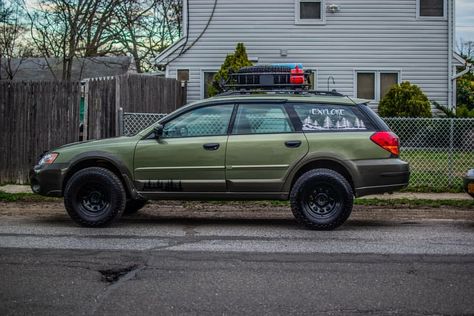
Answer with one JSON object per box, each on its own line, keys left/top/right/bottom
{"left": 290, "top": 65, "right": 305, "bottom": 85}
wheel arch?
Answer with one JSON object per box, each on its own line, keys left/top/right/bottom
{"left": 62, "top": 154, "right": 139, "bottom": 199}
{"left": 286, "top": 158, "right": 356, "bottom": 194}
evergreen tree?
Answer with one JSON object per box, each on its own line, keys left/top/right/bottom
{"left": 208, "top": 43, "right": 252, "bottom": 97}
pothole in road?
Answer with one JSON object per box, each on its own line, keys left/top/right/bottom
{"left": 98, "top": 265, "right": 139, "bottom": 283}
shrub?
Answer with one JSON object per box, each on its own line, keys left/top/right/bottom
{"left": 378, "top": 81, "right": 432, "bottom": 118}
{"left": 433, "top": 100, "right": 474, "bottom": 118}
{"left": 456, "top": 75, "right": 474, "bottom": 111}
{"left": 208, "top": 43, "right": 252, "bottom": 97}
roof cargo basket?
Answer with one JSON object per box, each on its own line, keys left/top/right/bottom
{"left": 224, "top": 64, "right": 312, "bottom": 91}
{"left": 218, "top": 64, "right": 342, "bottom": 97}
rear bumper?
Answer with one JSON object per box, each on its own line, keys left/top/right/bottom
{"left": 463, "top": 174, "right": 474, "bottom": 197}
{"left": 353, "top": 158, "right": 410, "bottom": 197}
{"left": 29, "top": 164, "right": 67, "bottom": 197}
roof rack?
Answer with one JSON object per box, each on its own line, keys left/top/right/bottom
{"left": 217, "top": 89, "right": 344, "bottom": 97}
{"left": 217, "top": 64, "right": 344, "bottom": 98}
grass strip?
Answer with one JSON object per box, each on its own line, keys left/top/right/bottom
{"left": 0, "top": 191, "right": 59, "bottom": 202}
{"left": 0, "top": 191, "right": 472, "bottom": 209}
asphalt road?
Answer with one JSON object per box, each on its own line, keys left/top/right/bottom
{"left": 0, "top": 202, "right": 473, "bottom": 315}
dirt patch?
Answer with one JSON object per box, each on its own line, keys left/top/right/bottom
{"left": 0, "top": 200, "right": 472, "bottom": 221}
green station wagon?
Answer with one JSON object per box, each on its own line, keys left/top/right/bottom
{"left": 31, "top": 65, "right": 409, "bottom": 229}
{"left": 30, "top": 90, "right": 409, "bottom": 230}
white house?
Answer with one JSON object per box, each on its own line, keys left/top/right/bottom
{"left": 155, "top": 0, "right": 470, "bottom": 109}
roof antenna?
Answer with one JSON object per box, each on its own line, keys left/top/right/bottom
{"left": 327, "top": 75, "right": 335, "bottom": 91}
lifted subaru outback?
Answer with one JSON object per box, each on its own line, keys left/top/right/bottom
{"left": 30, "top": 67, "right": 409, "bottom": 230}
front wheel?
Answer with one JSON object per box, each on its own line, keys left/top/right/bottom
{"left": 290, "top": 168, "right": 353, "bottom": 230}
{"left": 64, "top": 167, "right": 126, "bottom": 227}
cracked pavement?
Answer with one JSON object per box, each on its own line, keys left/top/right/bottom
{"left": 0, "top": 201, "right": 473, "bottom": 315}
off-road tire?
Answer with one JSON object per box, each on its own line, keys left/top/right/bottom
{"left": 290, "top": 168, "right": 353, "bottom": 230}
{"left": 123, "top": 199, "right": 147, "bottom": 215}
{"left": 64, "top": 167, "right": 126, "bottom": 227}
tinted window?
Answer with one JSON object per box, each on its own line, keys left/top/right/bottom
{"left": 420, "top": 0, "right": 444, "bottom": 17}
{"left": 232, "top": 104, "right": 293, "bottom": 135}
{"left": 163, "top": 104, "right": 233, "bottom": 138}
{"left": 293, "top": 104, "right": 373, "bottom": 131}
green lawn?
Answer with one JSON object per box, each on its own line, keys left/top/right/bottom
{"left": 400, "top": 149, "right": 473, "bottom": 192}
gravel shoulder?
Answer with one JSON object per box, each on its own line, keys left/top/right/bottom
{"left": 0, "top": 200, "right": 472, "bottom": 222}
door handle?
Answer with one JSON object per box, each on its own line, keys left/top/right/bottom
{"left": 203, "top": 143, "right": 220, "bottom": 151}
{"left": 285, "top": 140, "right": 302, "bottom": 148}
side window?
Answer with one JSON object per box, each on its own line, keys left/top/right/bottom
{"left": 163, "top": 104, "right": 233, "bottom": 138}
{"left": 293, "top": 104, "right": 373, "bottom": 131}
{"left": 232, "top": 104, "right": 294, "bottom": 135}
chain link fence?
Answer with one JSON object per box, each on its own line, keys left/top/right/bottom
{"left": 120, "top": 111, "right": 474, "bottom": 192}
{"left": 384, "top": 118, "right": 474, "bottom": 192}
{"left": 119, "top": 111, "right": 167, "bottom": 136}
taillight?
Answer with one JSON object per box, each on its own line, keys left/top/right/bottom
{"left": 290, "top": 65, "right": 304, "bottom": 84}
{"left": 370, "top": 131, "right": 400, "bottom": 156}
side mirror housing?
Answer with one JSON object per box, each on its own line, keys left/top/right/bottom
{"left": 153, "top": 124, "right": 164, "bottom": 138}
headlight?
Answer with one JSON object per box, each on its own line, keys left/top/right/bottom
{"left": 38, "top": 153, "right": 59, "bottom": 165}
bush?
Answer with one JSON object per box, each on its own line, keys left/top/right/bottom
{"left": 456, "top": 75, "right": 474, "bottom": 112}
{"left": 208, "top": 43, "right": 252, "bottom": 97}
{"left": 378, "top": 81, "right": 432, "bottom": 118}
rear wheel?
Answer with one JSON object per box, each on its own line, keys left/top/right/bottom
{"left": 123, "top": 199, "right": 147, "bottom": 215}
{"left": 290, "top": 168, "right": 353, "bottom": 230}
{"left": 64, "top": 167, "right": 126, "bottom": 227}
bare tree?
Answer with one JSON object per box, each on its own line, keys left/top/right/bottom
{"left": 457, "top": 38, "right": 474, "bottom": 62}
{"left": 109, "top": 0, "right": 182, "bottom": 73}
{"left": 17, "top": 0, "right": 182, "bottom": 79}
{"left": 0, "top": 0, "right": 34, "bottom": 80}
{"left": 25, "top": 0, "right": 121, "bottom": 80}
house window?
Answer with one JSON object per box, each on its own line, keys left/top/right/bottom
{"left": 418, "top": 0, "right": 445, "bottom": 18}
{"left": 356, "top": 71, "right": 400, "bottom": 101}
{"left": 357, "top": 73, "right": 375, "bottom": 100}
{"left": 295, "top": 0, "right": 325, "bottom": 24}
{"left": 308, "top": 69, "right": 317, "bottom": 90}
{"left": 380, "top": 73, "right": 398, "bottom": 99}
{"left": 177, "top": 69, "right": 189, "bottom": 82}
{"left": 202, "top": 71, "right": 217, "bottom": 99}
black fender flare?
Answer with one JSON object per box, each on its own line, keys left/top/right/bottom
{"left": 64, "top": 151, "right": 140, "bottom": 199}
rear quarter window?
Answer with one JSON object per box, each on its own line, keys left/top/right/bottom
{"left": 291, "top": 103, "right": 375, "bottom": 132}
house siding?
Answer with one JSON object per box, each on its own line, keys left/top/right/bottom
{"left": 161, "top": 0, "right": 453, "bottom": 108}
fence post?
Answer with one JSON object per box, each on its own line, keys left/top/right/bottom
{"left": 118, "top": 107, "right": 124, "bottom": 136}
{"left": 115, "top": 75, "right": 122, "bottom": 136}
{"left": 83, "top": 80, "right": 89, "bottom": 140}
{"left": 448, "top": 118, "right": 454, "bottom": 188}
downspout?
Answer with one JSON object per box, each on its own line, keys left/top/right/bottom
{"left": 452, "top": 62, "right": 473, "bottom": 80}
{"left": 447, "top": 0, "right": 453, "bottom": 109}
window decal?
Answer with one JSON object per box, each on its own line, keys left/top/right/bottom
{"left": 294, "top": 104, "right": 369, "bottom": 131}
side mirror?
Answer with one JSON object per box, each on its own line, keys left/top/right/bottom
{"left": 153, "top": 124, "right": 164, "bottom": 138}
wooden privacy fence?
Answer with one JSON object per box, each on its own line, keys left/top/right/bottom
{"left": 0, "top": 75, "right": 186, "bottom": 184}
{"left": 0, "top": 81, "right": 80, "bottom": 184}
{"left": 85, "top": 74, "right": 186, "bottom": 139}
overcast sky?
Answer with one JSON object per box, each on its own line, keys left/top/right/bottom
{"left": 457, "top": 0, "right": 474, "bottom": 42}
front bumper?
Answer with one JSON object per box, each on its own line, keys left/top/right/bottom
{"left": 353, "top": 158, "right": 410, "bottom": 197}
{"left": 29, "top": 163, "right": 67, "bottom": 197}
